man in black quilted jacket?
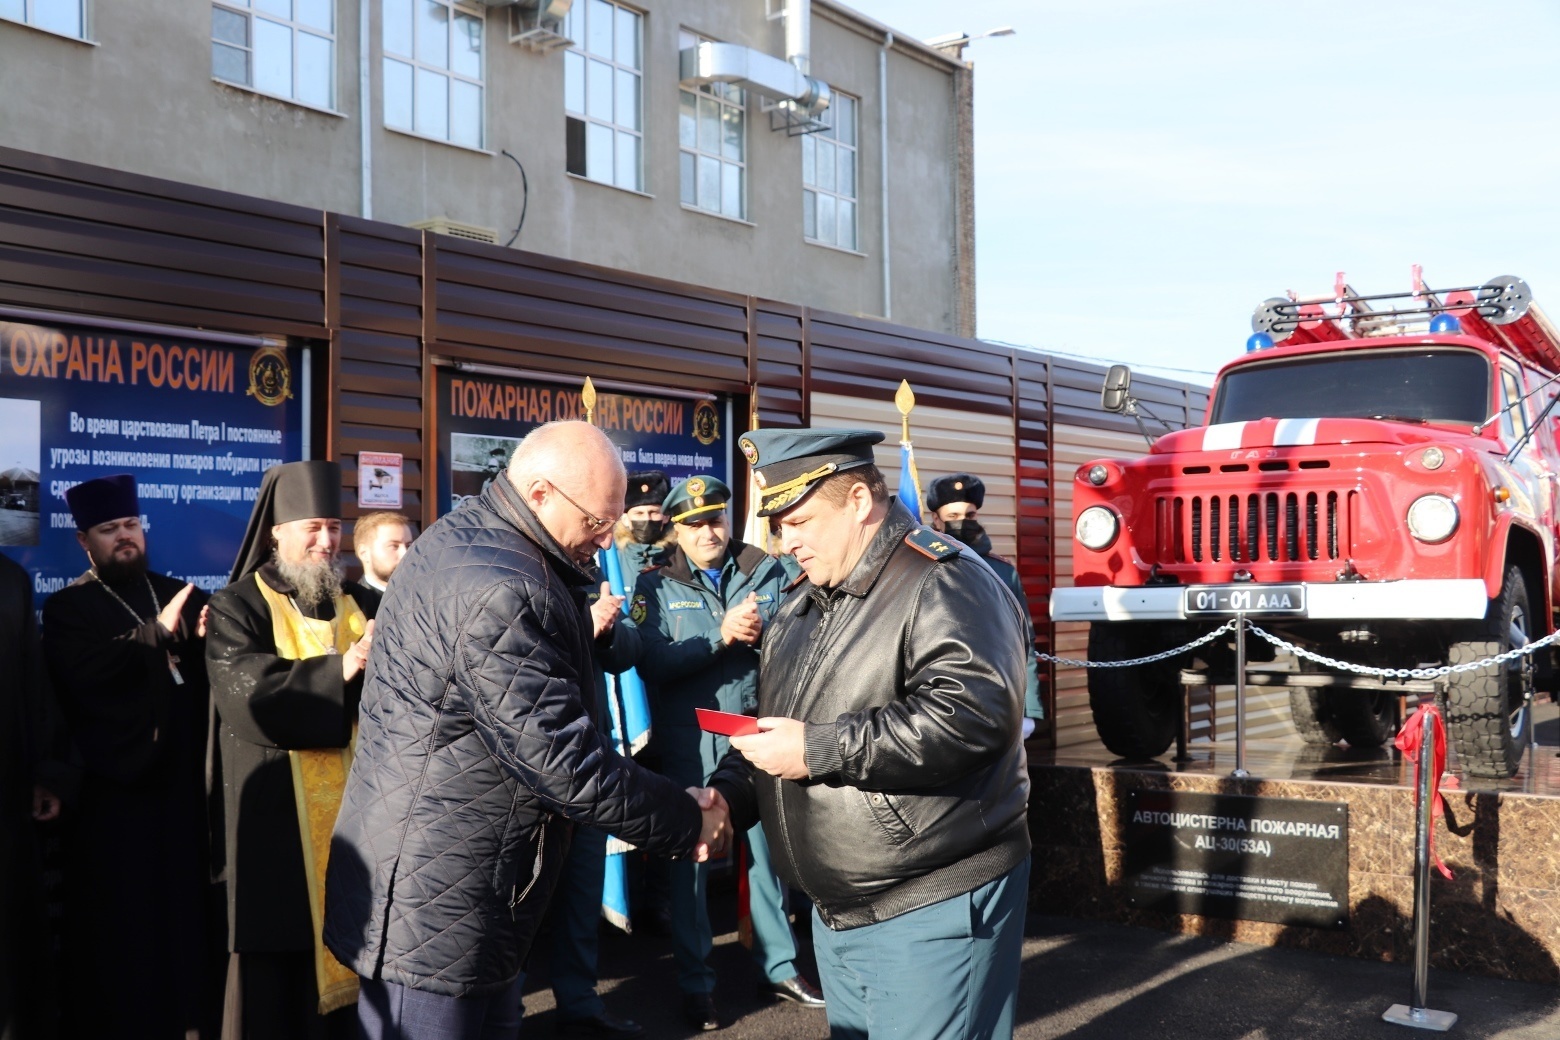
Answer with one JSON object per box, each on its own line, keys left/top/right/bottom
{"left": 324, "top": 421, "right": 729, "bottom": 1040}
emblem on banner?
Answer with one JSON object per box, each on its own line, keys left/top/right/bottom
{"left": 693, "top": 400, "right": 719, "bottom": 446}
{"left": 247, "top": 345, "right": 293, "bottom": 407}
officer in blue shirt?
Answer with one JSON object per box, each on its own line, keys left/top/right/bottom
{"left": 925, "top": 473, "right": 1045, "bottom": 733}
{"left": 626, "top": 476, "right": 824, "bottom": 1031}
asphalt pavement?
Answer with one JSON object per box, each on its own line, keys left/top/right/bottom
{"left": 518, "top": 897, "right": 1560, "bottom": 1039}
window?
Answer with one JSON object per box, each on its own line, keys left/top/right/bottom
{"left": 212, "top": 0, "right": 335, "bottom": 110}
{"left": 562, "top": 1, "right": 642, "bottom": 191}
{"left": 383, "top": 0, "right": 484, "bottom": 149}
{"left": 803, "top": 93, "right": 857, "bottom": 250}
{"left": 679, "top": 29, "right": 745, "bottom": 220}
{"left": 0, "top": 0, "right": 83, "bottom": 38}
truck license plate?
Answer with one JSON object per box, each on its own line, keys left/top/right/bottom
{"left": 1184, "top": 584, "right": 1306, "bottom": 616}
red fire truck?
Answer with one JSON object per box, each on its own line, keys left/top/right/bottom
{"left": 1051, "top": 273, "right": 1560, "bottom": 778}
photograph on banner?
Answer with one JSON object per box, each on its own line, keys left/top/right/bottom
{"left": 0, "top": 396, "right": 42, "bottom": 546}
{"left": 0, "top": 318, "right": 304, "bottom": 608}
{"left": 436, "top": 367, "right": 728, "bottom": 516}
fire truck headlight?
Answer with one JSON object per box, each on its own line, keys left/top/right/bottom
{"left": 1076, "top": 506, "right": 1120, "bottom": 550}
{"left": 1406, "top": 495, "right": 1458, "bottom": 544}
{"left": 1420, "top": 447, "right": 1445, "bottom": 471}
{"left": 1085, "top": 464, "right": 1110, "bottom": 486}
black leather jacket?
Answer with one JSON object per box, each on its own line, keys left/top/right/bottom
{"left": 710, "top": 502, "right": 1031, "bottom": 930}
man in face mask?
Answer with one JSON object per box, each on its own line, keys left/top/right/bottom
{"left": 926, "top": 474, "right": 1044, "bottom": 736}
{"left": 615, "top": 470, "right": 673, "bottom": 577}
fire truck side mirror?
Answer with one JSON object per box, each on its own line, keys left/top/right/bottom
{"left": 1101, "top": 365, "right": 1133, "bottom": 414}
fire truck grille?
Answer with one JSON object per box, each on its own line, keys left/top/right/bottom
{"left": 1164, "top": 491, "right": 1345, "bottom": 565}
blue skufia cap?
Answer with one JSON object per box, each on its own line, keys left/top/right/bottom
{"left": 65, "top": 473, "right": 139, "bottom": 531}
{"left": 663, "top": 475, "right": 732, "bottom": 524}
{"left": 738, "top": 427, "right": 884, "bottom": 516}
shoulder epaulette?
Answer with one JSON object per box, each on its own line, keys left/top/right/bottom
{"left": 904, "top": 527, "right": 961, "bottom": 561}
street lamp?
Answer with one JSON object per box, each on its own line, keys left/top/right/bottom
{"left": 924, "top": 26, "right": 1016, "bottom": 57}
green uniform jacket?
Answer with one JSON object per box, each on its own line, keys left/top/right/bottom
{"left": 617, "top": 541, "right": 793, "bottom": 781}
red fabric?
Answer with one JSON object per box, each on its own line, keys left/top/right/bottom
{"left": 1394, "top": 703, "right": 1459, "bottom": 880}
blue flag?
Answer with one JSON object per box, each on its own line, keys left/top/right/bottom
{"left": 598, "top": 546, "right": 653, "bottom": 932}
{"left": 897, "top": 440, "right": 923, "bottom": 521}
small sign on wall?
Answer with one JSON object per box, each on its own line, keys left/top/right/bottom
{"left": 1123, "top": 789, "right": 1350, "bottom": 930}
{"left": 358, "top": 451, "right": 403, "bottom": 508}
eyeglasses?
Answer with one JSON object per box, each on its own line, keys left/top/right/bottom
{"left": 547, "top": 481, "right": 615, "bottom": 533}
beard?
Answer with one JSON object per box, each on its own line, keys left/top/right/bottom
{"left": 275, "top": 553, "right": 343, "bottom": 609}
{"left": 93, "top": 544, "right": 149, "bottom": 584}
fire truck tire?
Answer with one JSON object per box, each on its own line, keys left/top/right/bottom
{"left": 1321, "top": 690, "right": 1394, "bottom": 748}
{"left": 1444, "top": 565, "right": 1535, "bottom": 779}
{"left": 1086, "top": 624, "right": 1183, "bottom": 760}
{"left": 1286, "top": 688, "right": 1338, "bottom": 745}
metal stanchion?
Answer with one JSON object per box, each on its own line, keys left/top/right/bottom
{"left": 1231, "top": 613, "right": 1249, "bottom": 778}
{"left": 1383, "top": 708, "right": 1457, "bottom": 1031}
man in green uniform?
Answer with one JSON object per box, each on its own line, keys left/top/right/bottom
{"left": 624, "top": 476, "right": 824, "bottom": 1031}
{"left": 926, "top": 473, "right": 1045, "bottom": 734}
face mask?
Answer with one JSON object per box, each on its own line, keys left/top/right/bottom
{"left": 629, "top": 518, "right": 669, "bottom": 544}
{"left": 942, "top": 518, "right": 990, "bottom": 554}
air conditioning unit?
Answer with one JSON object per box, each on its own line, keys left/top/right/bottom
{"left": 507, "top": 0, "right": 573, "bottom": 52}
{"left": 409, "top": 217, "right": 500, "bottom": 245}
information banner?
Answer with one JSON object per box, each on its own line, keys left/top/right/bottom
{"left": 0, "top": 318, "right": 303, "bottom": 608}
{"left": 1123, "top": 789, "right": 1350, "bottom": 929}
{"left": 435, "top": 368, "right": 727, "bottom": 516}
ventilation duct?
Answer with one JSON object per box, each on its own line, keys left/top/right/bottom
{"left": 679, "top": 0, "right": 831, "bottom": 126}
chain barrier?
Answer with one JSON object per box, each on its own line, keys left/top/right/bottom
{"left": 1038, "top": 615, "right": 1560, "bottom": 678}
{"left": 1246, "top": 623, "right": 1560, "bottom": 680}
{"left": 1037, "top": 620, "right": 1237, "bottom": 669}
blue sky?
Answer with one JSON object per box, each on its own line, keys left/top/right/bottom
{"left": 848, "top": 0, "right": 1560, "bottom": 385}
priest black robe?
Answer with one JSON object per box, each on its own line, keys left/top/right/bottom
{"left": 41, "top": 567, "right": 214, "bottom": 1040}
{"left": 205, "top": 562, "right": 360, "bottom": 1040}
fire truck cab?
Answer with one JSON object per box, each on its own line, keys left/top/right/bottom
{"left": 1052, "top": 273, "right": 1560, "bottom": 778}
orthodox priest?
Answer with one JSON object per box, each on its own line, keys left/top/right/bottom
{"left": 206, "top": 461, "right": 372, "bottom": 1040}
{"left": 42, "top": 474, "right": 214, "bottom": 1040}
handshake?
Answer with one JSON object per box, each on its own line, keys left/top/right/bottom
{"left": 686, "top": 786, "right": 732, "bottom": 862}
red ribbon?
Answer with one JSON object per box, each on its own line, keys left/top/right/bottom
{"left": 1394, "top": 703, "right": 1459, "bottom": 880}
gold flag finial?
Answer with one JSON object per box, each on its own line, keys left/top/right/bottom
{"left": 894, "top": 379, "right": 915, "bottom": 443}
{"left": 581, "top": 377, "right": 597, "bottom": 425}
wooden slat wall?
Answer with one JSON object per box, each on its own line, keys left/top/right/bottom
{"left": 809, "top": 392, "right": 1018, "bottom": 559}
{"left": 0, "top": 146, "right": 326, "bottom": 338}
{"left": 1015, "top": 355, "right": 1054, "bottom": 730}
{"left": 808, "top": 309, "right": 1015, "bottom": 416}
{"left": 431, "top": 237, "right": 752, "bottom": 395}
{"left": 329, "top": 216, "right": 426, "bottom": 538}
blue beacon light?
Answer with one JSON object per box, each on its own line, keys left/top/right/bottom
{"left": 1246, "top": 332, "right": 1274, "bottom": 352}
{"left": 1429, "top": 313, "right": 1461, "bottom": 334}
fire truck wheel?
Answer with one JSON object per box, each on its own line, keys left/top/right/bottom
{"left": 1444, "top": 565, "right": 1535, "bottom": 779}
{"left": 1086, "top": 623, "right": 1184, "bottom": 760}
{"left": 1321, "top": 690, "right": 1394, "bottom": 748}
{"left": 1286, "top": 688, "right": 1339, "bottom": 745}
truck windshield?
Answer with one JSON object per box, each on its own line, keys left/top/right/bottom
{"left": 1211, "top": 348, "right": 1490, "bottom": 425}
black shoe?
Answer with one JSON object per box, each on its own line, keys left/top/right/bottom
{"left": 682, "top": 992, "right": 719, "bottom": 1032}
{"left": 763, "top": 975, "right": 826, "bottom": 1008}
{"left": 556, "top": 1010, "right": 646, "bottom": 1039}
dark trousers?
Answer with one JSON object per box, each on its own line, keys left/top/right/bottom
{"left": 356, "top": 973, "right": 525, "bottom": 1040}
{"left": 812, "top": 857, "right": 1030, "bottom": 1040}
{"left": 221, "top": 951, "right": 355, "bottom": 1040}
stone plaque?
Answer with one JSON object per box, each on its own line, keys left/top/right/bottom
{"left": 1123, "top": 789, "right": 1349, "bottom": 930}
